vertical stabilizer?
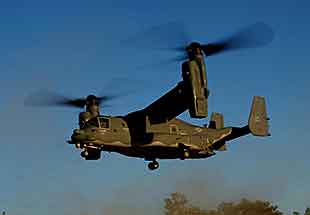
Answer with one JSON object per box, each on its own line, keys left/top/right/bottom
{"left": 209, "top": 112, "right": 224, "bottom": 129}
{"left": 248, "top": 96, "right": 270, "bottom": 136}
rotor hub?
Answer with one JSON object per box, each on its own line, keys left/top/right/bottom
{"left": 85, "top": 94, "right": 100, "bottom": 116}
{"left": 186, "top": 42, "right": 203, "bottom": 58}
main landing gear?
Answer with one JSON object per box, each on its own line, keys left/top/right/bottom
{"left": 148, "top": 160, "right": 159, "bottom": 170}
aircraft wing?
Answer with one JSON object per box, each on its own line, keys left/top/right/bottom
{"left": 142, "top": 81, "right": 190, "bottom": 124}
{"left": 126, "top": 81, "right": 190, "bottom": 126}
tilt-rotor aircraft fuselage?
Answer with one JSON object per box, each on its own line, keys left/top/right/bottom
{"left": 67, "top": 42, "right": 270, "bottom": 170}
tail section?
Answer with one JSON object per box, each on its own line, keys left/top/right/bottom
{"left": 215, "top": 96, "right": 270, "bottom": 143}
{"left": 248, "top": 96, "right": 270, "bottom": 136}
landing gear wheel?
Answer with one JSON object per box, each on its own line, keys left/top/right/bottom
{"left": 178, "top": 143, "right": 190, "bottom": 160}
{"left": 81, "top": 150, "right": 89, "bottom": 158}
{"left": 148, "top": 160, "right": 159, "bottom": 170}
{"left": 180, "top": 147, "right": 190, "bottom": 160}
{"left": 183, "top": 149, "right": 190, "bottom": 158}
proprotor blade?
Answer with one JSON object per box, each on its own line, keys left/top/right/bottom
{"left": 201, "top": 22, "right": 275, "bottom": 57}
{"left": 24, "top": 89, "right": 87, "bottom": 108}
{"left": 122, "top": 21, "right": 191, "bottom": 52}
{"left": 24, "top": 89, "right": 123, "bottom": 109}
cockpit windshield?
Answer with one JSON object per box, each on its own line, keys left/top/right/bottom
{"left": 84, "top": 117, "right": 99, "bottom": 128}
{"left": 83, "top": 116, "right": 110, "bottom": 129}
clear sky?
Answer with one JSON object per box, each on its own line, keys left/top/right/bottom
{"left": 0, "top": 0, "right": 309, "bottom": 214}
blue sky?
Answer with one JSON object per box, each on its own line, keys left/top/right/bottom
{"left": 0, "top": 0, "right": 309, "bottom": 214}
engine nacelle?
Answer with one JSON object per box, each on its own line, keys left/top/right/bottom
{"left": 182, "top": 55, "right": 209, "bottom": 118}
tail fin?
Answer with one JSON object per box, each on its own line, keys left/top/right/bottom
{"left": 248, "top": 96, "right": 270, "bottom": 136}
{"left": 208, "top": 113, "right": 227, "bottom": 151}
{"left": 209, "top": 112, "right": 224, "bottom": 129}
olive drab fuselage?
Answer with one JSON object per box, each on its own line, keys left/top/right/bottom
{"left": 70, "top": 115, "right": 234, "bottom": 160}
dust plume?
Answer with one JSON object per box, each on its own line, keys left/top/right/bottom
{"left": 163, "top": 192, "right": 284, "bottom": 215}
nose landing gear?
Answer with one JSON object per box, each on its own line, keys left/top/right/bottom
{"left": 148, "top": 160, "right": 159, "bottom": 170}
{"left": 81, "top": 149, "right": 101, "bottom": 160}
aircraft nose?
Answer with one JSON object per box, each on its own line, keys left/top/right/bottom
{"left": 71, "top": 128, "right": 95, "bottom": 143}
{"left": 71, "top": 129, "right": 84, "bottom": 141}
{"left": 74, "top": 129, "right": 82, "bottom": 134}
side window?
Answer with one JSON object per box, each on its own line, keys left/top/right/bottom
{"left": 170, "top": 125, "right": 178, "bottom": 134}
{"left": 99, "top": 117, "right": 110, "bottom": 128}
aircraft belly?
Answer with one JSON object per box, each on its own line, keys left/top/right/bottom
{"left": 112, "top": 146, "right": 212, "bottom": 160}
{"left": 105, "top": 135, "right": 213, "bottom": 160}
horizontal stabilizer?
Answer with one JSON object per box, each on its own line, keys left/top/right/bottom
{"left": 248, "top": 96, "right": 270, "bottom": 136}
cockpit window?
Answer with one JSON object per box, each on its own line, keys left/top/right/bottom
{"left": 99, "top": 117, "right": 110, "bottom": 128}
{"left": 84, "top": 118, "right": 99, "bottom": 128}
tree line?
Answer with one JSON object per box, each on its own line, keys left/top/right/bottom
{"left": 164, "top": 192, "right": 310, "bottom": 215}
